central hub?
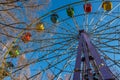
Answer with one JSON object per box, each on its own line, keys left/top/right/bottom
{"left": 79, "top": 30, "right": 85, "bottom": 34}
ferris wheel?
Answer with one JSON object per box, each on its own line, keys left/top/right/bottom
{"left": 0, "top": 0, "right": 120, "bottom": 80}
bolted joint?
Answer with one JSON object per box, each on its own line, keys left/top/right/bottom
{"left": 74, "top": 68, "right": 81, "bottom": 72}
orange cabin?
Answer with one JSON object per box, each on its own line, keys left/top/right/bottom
{"left": 21, "top": 32, "right": 31, "bottom": 43}
{"left": 84, "top": 3, "right": 92, "bottom": 13}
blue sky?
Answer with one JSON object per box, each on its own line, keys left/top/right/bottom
{"left": 2, "top": 0, "right": 120, "bottom": 80}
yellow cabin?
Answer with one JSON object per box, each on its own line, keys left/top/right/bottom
{"left": 102, "top": 1, "right": 112, "bottom": 11}
{"left": 36, "top": 22, "right": 44, "bottom": 32}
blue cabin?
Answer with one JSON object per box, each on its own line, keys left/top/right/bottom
{"left": 51, "top": 14, "right": 59, "bottom": 23}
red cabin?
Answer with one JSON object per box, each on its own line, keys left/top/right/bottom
{"left": 84, "top": 3, "right": 92, "bottom": 13}
{"left": 21, "top": 32, "right": 31, "bottom": 43}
